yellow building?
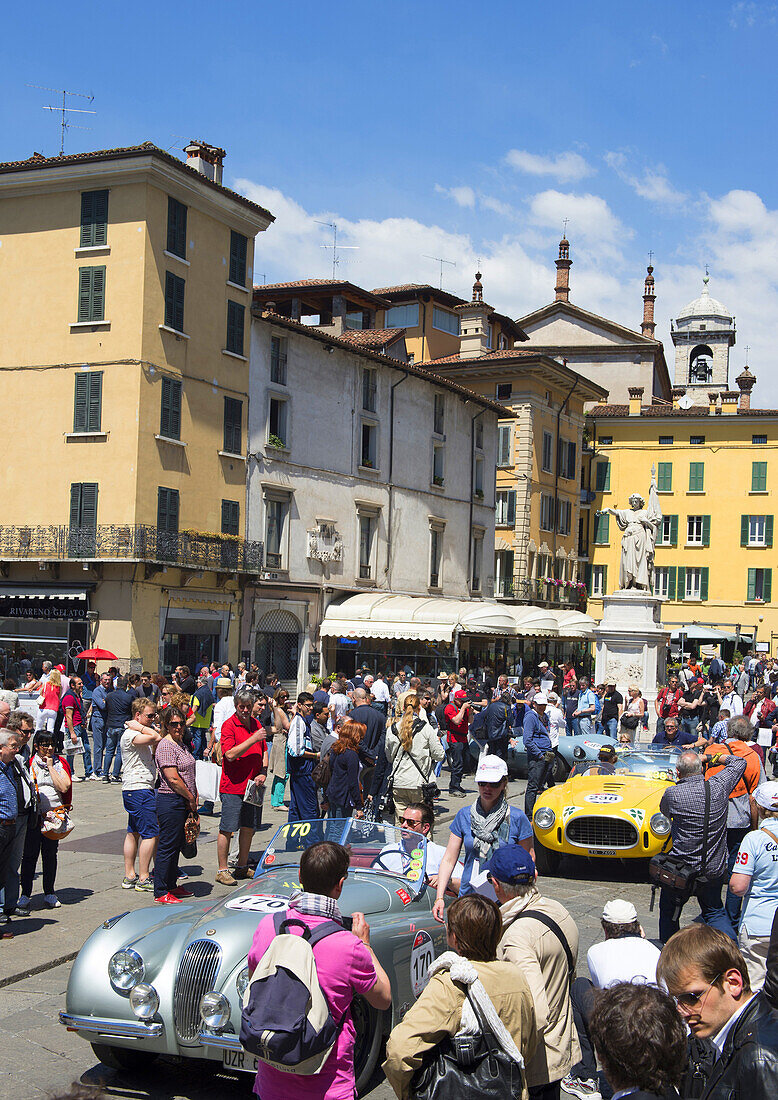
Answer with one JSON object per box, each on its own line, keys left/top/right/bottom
{"left": 0, "top": 141, "right": 273, "bottom": 675}
{"left": 585, "top": 375, "right": 778, "bottom": 650}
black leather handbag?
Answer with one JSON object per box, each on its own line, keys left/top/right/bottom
{"left": 411, "top": 985, "right": 524, "bottom": 1100}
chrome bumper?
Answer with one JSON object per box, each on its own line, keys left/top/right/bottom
{"left": 59, "top": 1011, "right": 164, "bottom": 1040}
{"left": 198, "top": 1030, "right": 242, "bottom": 1051}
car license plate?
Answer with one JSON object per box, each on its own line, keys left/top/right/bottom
{"left": 588, "top": 849, "right": 616, "bottom": 856}
{"left": 222, "top": 1048, "right": 258, "bottom": 1074}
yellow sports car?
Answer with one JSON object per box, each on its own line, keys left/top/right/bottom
{"left": 531, "top": 748, "right": 679, "bottom": 874}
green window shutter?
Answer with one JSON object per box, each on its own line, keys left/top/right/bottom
{"left": 229, "top": 231, "right": 247, "bottom": 286}
{"left": 77, "top": 267, "right": 93, "bottom": 321}
{"left": 157, "top": 487, "right": 179, "bottom": 533}
{"left": 87, "top": 372, "right": 102, "bottom": 432}
{"left": 223, "top": 397, "right": 242, "bottom": 454}
{"left": 221, "top": 500, "right": 240, "bottom": 536}
{"left": 167, "top": 197, "right": 187, "bottom": 258}
{"left": 602, "top": 565, "right": 608, "bottom": 592}
{"left": 595, "top": 461, "right": 610, "bottom": 492}
{"left": 689, "top": 462, "right": 704, "bottom": 492}
{"left": 584, "top": 564, "right": 592, "bottom": 590}
{"left": 670, "top": 515, "right": 678, "bottom": 546}
{"left": 73, "top": 374, "right": 88, "bottom": 432}
{"left": 226, "top": 301, "right": 245, "bottom": 354}
{"left": 700, "top": 567, "right": 709, "bottom": 601}
{"left": 667, "top": 566, "right": 677, "bottom": 600}
{"left": 741, "top": 515, "right": 749, "bottom": 547}
{"left": 506, "top": 491, "right": 516, "bottom": 528}
{"left": 764, "top": 569, "right": 772, "bottom": 603}
{"left": 160, "top": 378, "right": 182, "bottom": 440}
{"left": 748, "top": 568, "right": 756, "bottom": 602}
{"left": 80, "top": 483, "right": 98, "bottom": 530}
{"left": 752, "top": 462, "right": 768, "bottom": 492}
{"left": 69, "top": 483, "right": 82, "bottom": 527}
{"left": 595, "top": 513, "right": 609, "bottom": 543}
{"left": 80, "top": 189, "right": 108, "bottom": 247}
{"left": 657, "top": 462, "right": 672, "bottom": 492}
{"left": 164, "top": 272, "right": 185, "bottom": 332}
{"left": 677, "top": 566, "right": 686, "bottom": 600}
{"left": 702, "top": 515, "right": 711, "bottom": 547}
{"left": 767, "top": 516, "right": 774, "bottom": 548}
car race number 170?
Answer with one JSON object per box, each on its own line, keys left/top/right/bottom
{"left": 410, "top": 929, "right": 434, "bottom": 998}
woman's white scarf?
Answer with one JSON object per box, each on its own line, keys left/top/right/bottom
{"left": 429, "top": 951, "right": 524, "bottom": 1066}
{"left": 470, "top": 794, "right": 509, "bottom": 861}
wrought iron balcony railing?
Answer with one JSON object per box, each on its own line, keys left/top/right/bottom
{"left": 0, "top": 525, "right": 264, "bottom": 574}
{"left": 495, "top": 577, "right": 586, "bottom": 607}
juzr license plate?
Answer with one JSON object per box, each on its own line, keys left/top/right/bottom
{"left": 222, "top": 1048, "right": 259, "bottom": 1074}
{"left": 588, "top": 849, "right": 616, "bottom": 856}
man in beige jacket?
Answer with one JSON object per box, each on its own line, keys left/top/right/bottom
{"left": 485, "top": 846, "right": 580, "bottom": 1100}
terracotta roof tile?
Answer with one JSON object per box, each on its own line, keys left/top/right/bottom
{"left": 338, "top": 327, "right": 405, "bottom": 349}
{"left": 426, "top": 349, "right": 542, "bottom": 365}
{"left": 589, "top": 404, "right": 778, "bottom": 418}
{"left": 253, "top": 280, "right": 390, "bottom": 308}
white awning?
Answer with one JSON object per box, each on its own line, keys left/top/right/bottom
{"left": 0, "top": 587, "right": 87, "bottom": 601}
{"left": 320, "top": 593, "right": 518, "bottom": 643}
{"left": 506, "top": 605, "right": 560, "bottom": 637}
{"left": 549, "top": 609, "right": 598, "bottom": 639}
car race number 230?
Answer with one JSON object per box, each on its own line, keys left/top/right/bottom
{"left": 410, "top": 929, "right": 434, "bottom": 998}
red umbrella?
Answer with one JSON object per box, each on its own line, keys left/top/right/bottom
{"left": 74, "top": 648, "right": 118, "bottom": 662}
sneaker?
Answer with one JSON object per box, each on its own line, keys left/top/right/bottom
{"left": 177, "top": 868, "right": 189, "bottom": 879}
{"left": 43, "top": 894, "right": 61, "bottom": 909}
{"left": 16, "top": 896, "right": 30, "bottom": 914}
{"left": 134, "top": 878, "right": 153, "bottom": 892}
{"left": 215, "top": 869, "right": 237, "bottom": 886}
{"left": 121, "top": 876, "right": 138, "bottom": 889}
{"left": 71, "top": 775, "right": 84, "bottom": 783}
{"left": 171, "top": 886, "right": 193, "bottom": 898}
{"left": 102, "top": 776, "right": 111, "bottom": 784}
{"left": 233, "top": 866, "right": 252, "bottom": 880}
{"left": 155, "top": 892, "right": 182, "bottom": 905}
{"left": 562, "top": 1075, "right": 601, "bottom": 1100}
{"left": 88, "top": 774, "right": 101, "bottom": 781}
{"left": 0, "top": 914, "right": 9, "bottom": 925}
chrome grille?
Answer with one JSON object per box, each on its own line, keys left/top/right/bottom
{"left": 173, "top": 939, "right": 222, "bottom": 1042}
{"left": 565, "top": 816, "right": 638, "bottom": 850}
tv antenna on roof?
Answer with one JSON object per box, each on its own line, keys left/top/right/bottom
{"left": 315, "top": 221, "right": 359, "bottom": 279}
{"left": 424, "top": 255, "right": 456, "bottom": 290}
{"left": 28, "top": 85, "right": 96, "bottom": 155}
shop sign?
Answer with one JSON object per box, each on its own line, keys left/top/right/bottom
{"left": 0, "top": 599, "right": 87, "bottom": 621}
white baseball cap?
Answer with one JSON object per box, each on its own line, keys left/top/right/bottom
{"left": 754, "top": 781, "right": 778, "bottom": 810}
{"left": 475, "top": 754, "right": 508, "bottom": 783}
{"left": 602, "top": 899, "right": 638, "bottom": 924}
{"left": 533, "top": 692, "right": 548, "bottom": 706}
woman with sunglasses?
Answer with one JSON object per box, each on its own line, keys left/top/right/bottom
{"left": 153, "top": 706, "right": 198, "bottom": 904}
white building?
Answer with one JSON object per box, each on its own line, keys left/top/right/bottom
{"left": 670, "top": 274, "right": 736, "bottom": 404}
{"left": 243, "top": 304, "right": 508, "bottom": 687}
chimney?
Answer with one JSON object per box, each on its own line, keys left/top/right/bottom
{"left": 628, "top": 386, "right": 644, "bottom": 416}
{"left": 641, "top": 264, "right": 656, "bottom": 338}
{"left": 736, "top": 365, "right": 756, "bottom": 411}
{"left": 672, "top": 386, "right": 685, "bottom": 410}
{"left": 721, "top": 391, "right": 739, "bottom": 416}
{"left": 184, "top": 140, "right": 226, "bottom": 185}
{"left": 707, "top": 391, "right": 719, "bottom": 416}
{"left": 555, "top": 237, "right": 572, "bottom": 302}
{"left": 456, "top": 272, "right": 492, "bottom": 360}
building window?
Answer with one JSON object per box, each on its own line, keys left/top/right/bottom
{"left": 223, "top": 397, "right": 242, "bottom": 454}
{"left": 269, "top": 397, "right": 288, "bottom": 448}
{"left": 658, "top": 515, "right": 678, "bottom": 546}
{"left": 362, "top": 368, "right": 377, "bottom": 413}
{"left": 742, "top": 514, "right": 773, "bottom": 547}
{"left": 433, "top": 394, "right": 445, "bottom": 435}
{"left": 80, "top": 189, "right": 108, "bottom": 248}
{"left": 753, "top": 435, "right": 768, "bottom": 445}
{"left": 270, "top": 336, "right": 287, "bottom": 385}
{"left": 498, "top": 333, "right": 507, "bottom": 350}
{"left": 358, "top": 514, "right": 375, "bottom": 580}
{"left": 496, "top": 383, "right": 512, "bottom": 401}
{"left": 540, "top": 494, "right": 555, "bottom": 532}
{"left": 686, "top": 515, "right": 710, "bottom": 546}
{"left": 164, "top": 271, "right": 185, "bottom": 333}
{"left": 654, "top": 567, "right": 670, "bottom": 598}
{"left": 487, "top": 323, "right": 494, "bottom": 349}
{"left": 474, "top": 456, "right": 484, "bottom": 497}
{"left": 73, "top": 371, "right": 102, "bottom": 433}
{"left": 595, "top": 460, "right": 611, "bottom": 492}
{"left": 432, "top": 443, "right": 445, "bottom": 485}
{"left": 385, "top": 303, "right": 419, "bottom": 328}
{"left": 599, "top": 435, "right": 613, "bottom": 446}
{"left": 752, "top": 461, "right": 768, "bottom": 492}
{"left": 659, "top": 435, "right": 674, "bottom": 446}
{"left": 497, "top": 425, "right": 512, "bottom": 467}
{"left": 471, "top": 532, "right": 483, "bottom": 592}
{"left": 690, "top": 435, "right": 706, "bottom": 446}
{"left": 657, "top": 462, "right": 673, "bottom": 492}
{"left": 226, "top": 301, "right": 245, "bottom": 355}
{"left": 475, "top": 419, "right": 484, "bottom": 449}
{"left": 265, "top": 499, "right": 287, "bottom": 569}
{"left": 682, "top": 566, "right": 708, "bottom": 600}
{"left": 77, "top": 266, "right": 106, "bottom": 322}
{"left": 229, "top": 230, "right": 248, "bottom": 286}
{"left": 557, "top": 499, "right": 572, "bottom": 536}
{"left": 429, "top": 526, "right": 443, "bottom": 588}
{"left": 689, "top": 462, "right": 705, "bottom": 492}
{"left": 157, "top": 487, "right": 179, "bottom": 534}
{"left": 593, "top": 511, "right": 609, "bottom": 544}
{"left": 69, "top": 482, "right": 98, "bottom": 529}
{"left": 361, "top": 421, "right": 377, "bottom": 468}
{"left": 432, "top": 306, "right": 459, "bottom": 335}
{"left": 590, "top": 565, "right": 607, "bottom": 597}
{"left": 495, "top": 549, "right": 514, "bottom": 597}
{"left": 166, "top": 196, "right": 187, "bottom": 259}
{"left": 221, "top": 499, "right": 240, "bottom": 536}
{"left": 160, "top": 377, "right": 182, "bottom": 440}
{"left": 748, "top": 567, "right": 772, "bottom": 603}
{"left": 558, "top": 439, "right": 576, "bottom": 480}
{"left": 495, "top": 490, "right": 516, "bottom": 527}
{"left": 542, "top": 431, "right": 553, "bottom": 473}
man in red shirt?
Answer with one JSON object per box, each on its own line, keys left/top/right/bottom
{"left": 655, "top": 674, "right": 682, "bottom": 739}
{"left": 444, "top": 689, "right": 470, "bottom": 796}
{"left": 216, "top": 689, "right": 268, "bottom": 887}
{"left": 61, "top": 675, "right": 93, "bottom": 781}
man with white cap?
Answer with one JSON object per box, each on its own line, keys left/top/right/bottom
{"left": 563, "top": 899, "right": 660, "bottom": 1100}
{"left": 523, "top": 692, "right": 553, "bottom": 818}
{"left": 538, "top": 661, "right": 555, "bottom": 694}
{"left": 729, "top": 780, "right": 778, "bottom": 988}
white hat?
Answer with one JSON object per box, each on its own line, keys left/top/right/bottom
{"left": 754, "top": 781, "right": 778, "bottom": 810}
{"left": 533, "top": 692, "right": 548, "bottom": 705}
{"left": 602, "top": 899, "right": 638, "bottom": 924}
{"left": 475, "top": 754, "right": 508, "bottom": 783}
{"left": 538, "top": 661, "right": 550, "bottom": 668}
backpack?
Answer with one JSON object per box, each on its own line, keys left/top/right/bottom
{"left": 311, "top": 749, "right": 332, "bottom": 790}
{"left": 240, "top": 912, "right": 345, "bottom": 1074}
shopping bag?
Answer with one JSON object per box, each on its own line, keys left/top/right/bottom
{"left": 195, "top": 759, "right": 221, "bottom": 803}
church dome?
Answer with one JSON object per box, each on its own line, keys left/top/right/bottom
{"left": 676, "top": 275, "right": 731, "bottom": 321}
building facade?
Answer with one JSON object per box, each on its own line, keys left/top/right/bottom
{"left": 671, "top": 274, "right": 736, "bottom": 403}
{"left": 0, "top": 141, "right": 273, "bottom": 675}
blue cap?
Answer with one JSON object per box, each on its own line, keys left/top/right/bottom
{"left": 483, "top": 846, "right": 536, "bottom": 885}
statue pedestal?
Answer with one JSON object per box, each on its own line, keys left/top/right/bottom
{"left": 593, "top": 590, "right": 669, "bottom": 715}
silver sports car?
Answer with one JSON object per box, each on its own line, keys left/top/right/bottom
{"left": 60, "top": 819, "right": 447, "bottom": 1093}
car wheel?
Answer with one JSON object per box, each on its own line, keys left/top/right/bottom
{"left": 353, "top": 996, "right": 386, "bottom": 1096}
{"left": 550, "top": 753, "right": 570, "bottom": 783}
{"left": 534, "top": 841, "right": 562, "bottom": 876}
{"left": 90, "top": 1043, "right": 159, "bottom": 1073}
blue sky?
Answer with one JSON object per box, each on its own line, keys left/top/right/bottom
{"left": 6, "top": 1, "right": 778, "bottom": 399}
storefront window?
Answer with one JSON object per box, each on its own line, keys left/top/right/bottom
{"left": 0, "top": 619, "right": 68, "bottom": 679}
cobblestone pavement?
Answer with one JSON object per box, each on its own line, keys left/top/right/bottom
{"left": 0, "top": 771, "right": 668, "bottom": 1100}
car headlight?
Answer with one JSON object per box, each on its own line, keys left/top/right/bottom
{"left": 108, "top": 948, "right": 145, "bottom": 993}
{"left": 650, "top": 812, "right": 671, "bottom": 836}
{"left": 200, "top": 990, "right": 231, "bottom": 1030}
{"left": 129, "top": 983, "right": 159, "bottom": 1020}
{"left": 236, "top": 966, "right": 250, "bottom": 1002}
{"left": 534, "top": 806, "right": 556, "bottom": 830}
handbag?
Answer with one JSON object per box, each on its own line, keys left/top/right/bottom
{"left": 411, "top": 984, "right": 524, "bottom": 1100}
{"left": 41, "top": 806, "right": 74, "bottom": 839}
{"left": 394, "top": 720, "right": 440, "bottom": 805}
{"left": 620, "top": 713, "right": 640, "bottom": 730}
{"left": 181, "top": 811, "right": 200, "bottom": 859}
{"left": 649, "top": 780, "right": 710, "bottom": 892}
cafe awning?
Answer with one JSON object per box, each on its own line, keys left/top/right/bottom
{"left": 319, "top": 593, "right": 519, "bottom": 644}
{"left": 549, "top": 609, "right": 598, "bottom": 639}
{"left": 506, "top": 605, "right": 560, "bottom": 637}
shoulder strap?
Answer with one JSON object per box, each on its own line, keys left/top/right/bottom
{"left": 700, "top": 781, "right": 711, "bottom": 875}
{"left": 761, "top": 827, "right": 778, "bottom": 846}
{"left": 517, "top": 909, "right": 575, "bottom": 977}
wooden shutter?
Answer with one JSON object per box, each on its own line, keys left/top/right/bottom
{"left": 229, "top": 231, "right": 247, "bottom": 286}
{"left": 689, "top": 462, "right": 704, "bottom": 492}
{"left": 161, "top": 378, "right": 181, "bottom": 440}
{"left": 77, "top": 267, "right": 92, "bottom": 321}
{"left": 667, "top": 566, "right": 677, "bottom": 600}
{"left": 764, "top": 569, "right": 772, "bottom": 603}
{"left": 767, "top": 516, "right": 774, "bottom": 548}
{"left": 567, "top": 442, "right": 576, "bottom": 480}
{"left": 584, "top": 564, "right": 592, "bottom": 590}
{"left": 595, "top": 513, "right": 609, "bottom": 543}
{"left": 702, "top": 515, "right": 711, "bottom": 547}
{"left": 69, "top": 483, "right": 82, "bottom": 527}
{"left": 595, "top": 461, "right": 610, "bottom": 492}
{"left": 80, "top": 190, "right": 108, "bottom": 247}
{"left": 741, "top": 515, "right": 749, "bottom": 547}
{"left": 223, "top": 397, "right": 242, "bottom": 454}
{"left": 87, "top": 372, "right": 102, "bottom": 432}
{"left": 80, "top": 483, "right": 98, "bottom": 530}
{"left": 506, "top": 490, "right": 516, "bottom": 527}
{"left": 164, "top": 272, "right": 185, "bottom": 332}
{"left": 157, "top": 488, "right": 179, "bottom": 533}
{"left": 748, "top": 568, "right": 756, "bottom": 602}
{"left": 226, "top": 301, "right": 245, "bottom": 354}
{"left": 167, "top": 197, "right": 187, "bottom": 257}
{"left": 91, "top": 266, "right": 105, "bottom": 321}
{"left": 677, "top": 566, "right": 686, "bottom": 600}
{"left": 74, "top": 374, "right": 88, "bottom": 432}
{"left": 670, "top": 515, "right": 678, "bottom": 546}
{"left": 752, "top": 462, "right": 768, "bottom": 492}
{"left": 221, "top": 500, "right": 239, "bottom": 536}
{"left": 498, "top": 426, "right": 510, "bottom": 466}
{"left": 700, "top": 567, "right": 709, "bottom": 601}
{"left": 657, "top": 462, "right": 672, "bottom": 492}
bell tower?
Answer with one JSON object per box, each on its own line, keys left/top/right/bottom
{"left": 671, "top": 273, "right": 735, "bottom": 404}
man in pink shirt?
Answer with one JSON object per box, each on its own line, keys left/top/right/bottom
{"left": 247, "top": 842, "right": 392, "bottom": 1099}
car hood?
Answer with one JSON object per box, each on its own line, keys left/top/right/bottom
{"left": 559, "top": 774, "right": 671, "bottom": 810}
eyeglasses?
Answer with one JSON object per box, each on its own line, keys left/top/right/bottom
{"left": 672, "top": 973, "right": 722, "bottom": 1012}
{"left": 167, "top": 720, "right": 184, "bottom": 728}
{"left": 399, "top": 817, "right": 423, "bottom": 828}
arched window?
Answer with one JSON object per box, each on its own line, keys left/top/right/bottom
{"left": 688, "top": 344, "right": 714, "bottom": 384}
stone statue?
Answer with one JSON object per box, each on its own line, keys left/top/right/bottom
{"left": 597, "top": 466, "right": 662, "bottom": 591}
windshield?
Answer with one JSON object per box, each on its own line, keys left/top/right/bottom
{"left": 256, "top": 818, "right": 429, "bottom": 897}
{"left": 571, "top": 749, "right": 682, "bottom": 783}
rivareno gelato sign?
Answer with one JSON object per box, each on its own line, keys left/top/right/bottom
{"left": 0, "top": 598, "right": 88, "bottom": 621}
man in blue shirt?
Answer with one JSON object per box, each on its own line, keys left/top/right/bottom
{"left": 90, "top": 672, "right": 112, "bottom": 779}
{"left": 574, "top": 676, "right": 597, "bottom": 737}
{"left": 523, "top": 692, "right": 553, "bottom": 818}
{"left": 651, "top": 715, "right": 698, "bottom": 749}
{"left": 0, "top": 730, "right": 21, "bottom": 934}
{"left": 481, "top": 692, "right": 516, "bottom": 762}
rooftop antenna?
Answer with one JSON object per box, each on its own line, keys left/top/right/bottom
{"left": 315, "top": 221, "right": 359, "bottom": 279}
{"left": 423, "top": 254, "right": 456, "bottom": 289}
{"left": 29, "top": 85, "right": 96, "bottom": 154}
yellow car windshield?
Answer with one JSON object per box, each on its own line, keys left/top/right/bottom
{"left": 571, "top": 750, "right": 681, "bottom": 783}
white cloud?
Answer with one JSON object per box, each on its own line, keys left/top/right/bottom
{"left": 480, "top": 195, "right": 516, "bottom": 218}
{"left": 528, "top": 190, "right": 630, "bottom": 254}
{"left": 505, "top": 149, "right": 594, "bottom": 183}
{"left": 729, "top": 1, "right": 777, "bottom": 27}
{"left": 605, "top": 151, "right": 687, "bottom": 206}
{"left": 434, "top": 184, "right": 476, "bottom": 208}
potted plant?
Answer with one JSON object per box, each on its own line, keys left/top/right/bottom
{"left": 361, "top": 458, "right": 374, "bottom": 469}
{"left": 474, "top": 489, "right": 484, "bottom": 500}
{"left": 433, "top": 474, "right": 444, "bottom": 487}
{"left": 267, "top": 434, "right": 286, "bottom": 450}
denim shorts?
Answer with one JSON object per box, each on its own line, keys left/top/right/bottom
{"left": 123, "top": 789, "right": 159, "bottom": 839}
{"left": 219, "top": 791, "right": 263, "bottom": 834}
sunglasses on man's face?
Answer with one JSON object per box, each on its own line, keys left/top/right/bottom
{"left": 399, "top": 817, "right": 423, "bottom": 828}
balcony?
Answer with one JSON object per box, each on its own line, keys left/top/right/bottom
{"left": 0, "top": 525, "right": 264, "bottom": 574}
{"left": 495, "top": 577, "right": 586, "bottom": 608}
